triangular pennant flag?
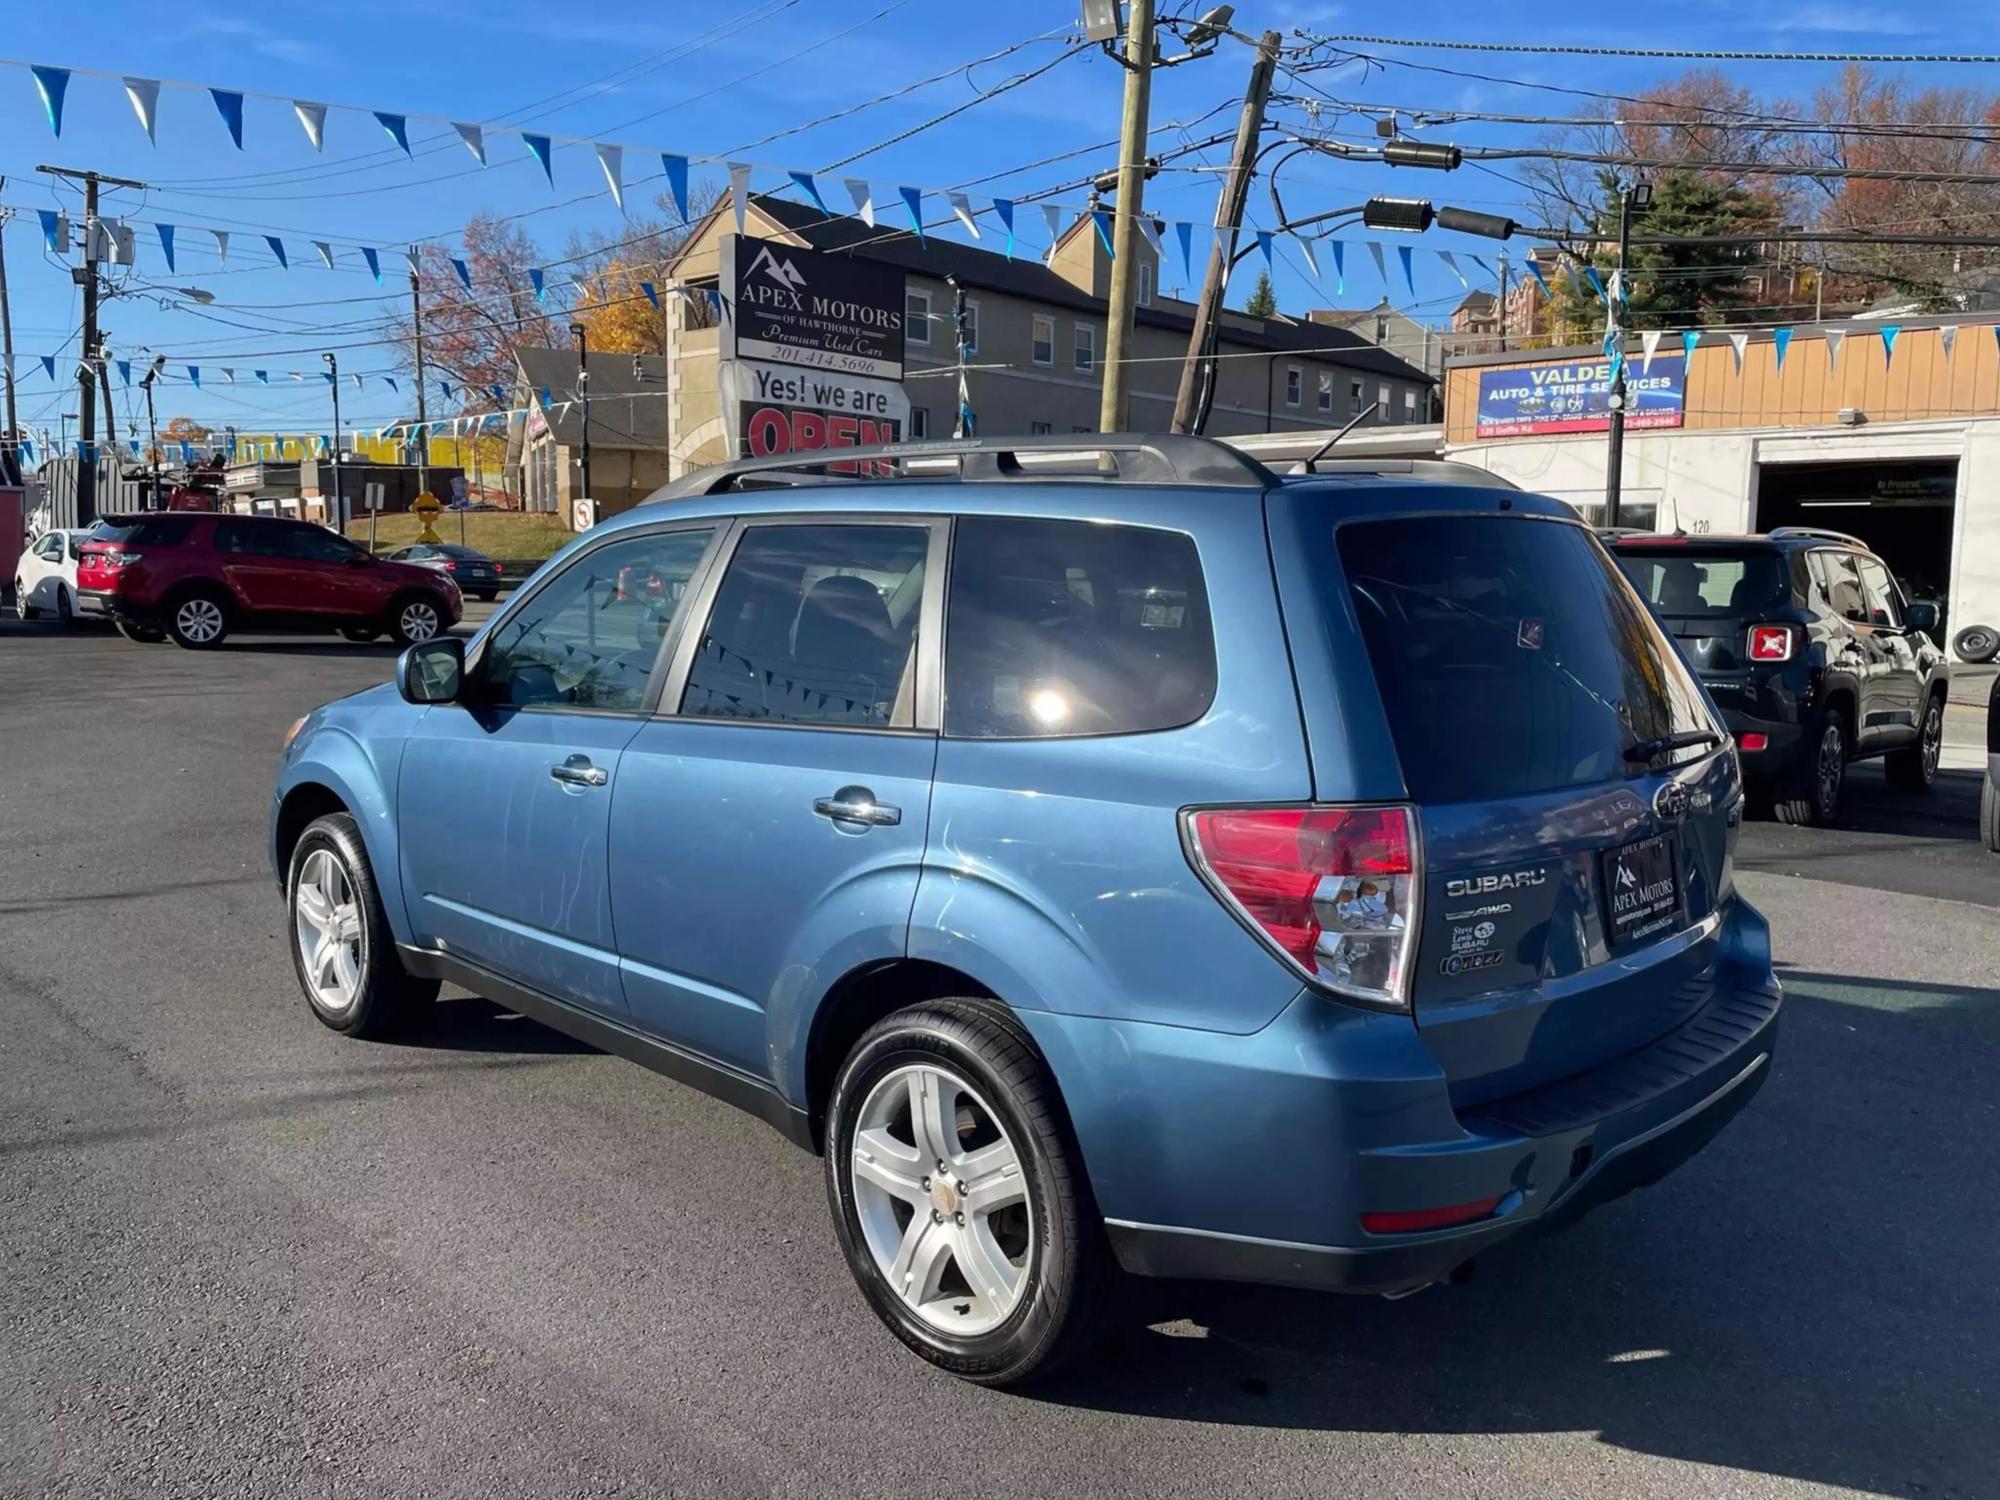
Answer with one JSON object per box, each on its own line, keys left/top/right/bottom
{"left": 385, "top": 376, "right": 398, "bottom": 393}
{"left": 117, "top": 359, "right": 132, "bottom": 384}
{"left": 1773, "top": 326, "right": 1794, "bottom": 371}
{"left": 1135, "top": 215, "right": 1164, "bottom": 260}
{"left": 223, "top": 368, "right": 236, "bottom": 383}
{"left": 1683, "top": 329, "right": 1701, "bottom": 363}
{"left": 522, "top": 133, "right": 553, "bottom": 185}
{"left": 490, "top": 385, "right": 507, "bottom": 406}
{"left": 1602, "top": 329, "right": 1624, "bottom": 384}
{"left": 17, "top": 440, "right": 30, "bottom": 467}
{"left": 1328, "top": 240, "right": 1345, "bottom": 295}
{"left": 452, "top": 121, "right": 485, "bottom": 164}
{"left": 993, "top": 197, "right": 1015, "bottom": 261}
{"left": 293, "top": 101, "right": 327, "bottom": 152}
{"left": 362, "top": 246, "right": 381, "bottom": 283}
{"left": 210, "top": 88, "right": 244, "bottom": 149}
{"left": 1175, "top": 220, "right": 1194, "bottom": 281}
{"left": 596, "top": 143, "right": 625, "bottom": 211}
{"left": 1252, "top": 230, "right": 1272, "bottom": 271}
{"left": 38, "top": 210, "right": 59, "bottom": 253}
{"left": 1470, "top": 255, "right": 1495, "bottom": 279}
{"left": 1292, "top": 233, "right": 1319, "bottom": 280}
{"left": 1940, "top": 325, "right": 1959, "bottom": 363}
{"left": 1397, "top": 244, "right": 1415, "bottom": 294}
{"left": 374, "top": 112, "right": 410, "bottom": 156}
{"left": 1524, "top": 258, "right": 1552, "bottom": 298}
{"left": 937, "top": 192, "right": 976, "bottom": 241}
{"left": 1095, "top": 211, "right": 1118, "bottom": 258}
{"left": 789, "top": 170, "right": 829, "bottom": 215}
{"left": 123, "top": 77, "right": 160, "bottom": 142}
{"left": 256, "top": 370, "right": 268, "bottom": 383}
{"left": 441, "top": 255, "right": 467, "bottom": 291}
{"left": 1640, "top": 329, "right": 1662, "bottom": 375}
{"left": 844, "top": 177, "right": 875, "bottom": 227}
{"left": 187, "top": 366, "right": 201, "bottom": 388}
{"left": 156, "top": 222, "right": 176, "bottom": 273}
{"left": 1880, "top": 325, "right": 1901, "bottom": 364}
{"left": 405, "top": 247, "right": 420, "bottom": 275}
{"left": 1367, "top": 240, "right": 1388, "bottom": 286}
{"left": 1606, "top": 268, "right": 1625, "bottom": 305}
{"left": 265, "top": 235, "right": 288, "bottom": 269}
{"left": 1438, "top": 250, "right": 1466, "bottom": 287}
{"left": 1585, "top": 266, "right": 1608, "bottom": 304}
{"left": 530, "top": 268, "right": 546, "bottom": 303}
{"left": 659, "top": 154, "right": 689, "bottom": 221}
{"left": 30, "top": 66, "right": 69, "bottom": 137}
{"left": 730, "top": 162, "right": 754, "bottom": 235}
{"left": 1727, "top": 331, "right": 1748, "bottom": 373}
{"left": 351, "top": 373, "right": 361, "bottom": 389}
{"left": 40, "top": 355, "right": 56, "bottom": 380}
{"left": 902, "top": 186, "right": 927, "bottom": 245}
{"left": 1042, "top": 204, "right": 1063, "bottom": 261}
{"left": 322, "top": 369, "right": 334, "bottom": 384}
{"left": 641, "top": 282, "right": 660, "bottom": 308}
{"left": 313, "top": 241, "right": 335, "bottom": 271}
{"left": 539, "top": 386, "right": 553, "bottom": 410}
{"left": 212, "top": 229, "right": 229, "bottom": 266}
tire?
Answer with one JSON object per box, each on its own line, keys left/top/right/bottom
{"left": 1983, "top": 772, "right": 2000, "bottom": 855}
{"left": 1886, "top": 691, "right": 1945, "bottom": 793}
{"left": 1773, "top": 707, "right": 1847, "bottom": 826}
{"left": 285, "top": 812, "right": 439, "bottom": 1040}
{"left": 824, "top": 998, "right": 1112, "bottom": 1387}
{"left": 340, "top": 626, "right": 381, "bottom": 643}
{"left": 165, "top": 588, "right": 232, "bottom": 649}
{"left": 476, "top": 591, "right": 497, "bottom": 603}
{"left": 54, "top": 587, "right": 74, "bottom": 626}
{"left": 1953, "top": 624, "right": 2000, "bottom": 665}
{"left": 389, "top": 592, "right": 447, "bottom": 647}
{"left": 17, "top": 598, "right": 40, "bottom": 620}
{"left": 114, "top": 619, "right": 167, "bottom": 644}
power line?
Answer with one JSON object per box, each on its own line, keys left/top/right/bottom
{"left": 1295, "top": 34, "right": 2000, "bottom": 64}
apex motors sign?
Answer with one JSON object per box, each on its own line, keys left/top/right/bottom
{"left": 1476, "top": 351, "right": 1686, "bottom": 438}
{"left": 720, "top": 232, "right": 906, "bottom": 379}
{"left": 720, "top": 360, "right": 908, "bottom": 469}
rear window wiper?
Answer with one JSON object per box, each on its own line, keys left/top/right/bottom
{"left": 1624, "top": 728, "right": 1723, "bottom": 763}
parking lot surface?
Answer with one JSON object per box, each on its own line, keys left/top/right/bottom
{"left": 3, "top": 617, "right": 1996, "bottom": 1499}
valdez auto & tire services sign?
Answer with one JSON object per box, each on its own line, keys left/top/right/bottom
{"left": 1476, "top": 350, "right": 1686, "bottom": 438}
{"left": 720, "top": 233, "right": 906, "bottom": 379}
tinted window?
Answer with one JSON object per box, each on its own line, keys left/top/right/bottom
{"left": 480, "top": 528, "right": 713, "bottom": 711}
{"left": 1339, "top": 516, "right": 1714, "bottom": 803}
{"left": 277, "top": 524, "right": 362, "bottom": 563}
{"left": 1614, "top": 548, "right": 1789, "bottom": 617}
{"left": 94, "top": 516, "right": 195, "bottom": 547}
{"left": 214, "top": 520, "right": 285, "bottom": 556}
{"left": 682, "top": 524, "right": 928, "bottom": 728}
{"left": 37, "top": 533, "right": 64, "bottom": 560}
{"left": 1853, "top": 556, "right": 1904, "bottom": 628}
{"left": 1818, "top": 551, "right": 1869, "bottom": 622}
{"left": 945, "top": 517, "right": 1214, "bottom": 739}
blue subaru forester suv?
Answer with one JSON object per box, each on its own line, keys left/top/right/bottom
{"left": 273, "top": 435, "right": 1781, "bottom": 1385}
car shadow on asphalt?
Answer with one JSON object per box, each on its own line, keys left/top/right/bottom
{"left": 1027, "top": 983, "right": 2000, "bottom": 1496}
{"left": 401, "top": 993, "right": 602, "bottom": 1056}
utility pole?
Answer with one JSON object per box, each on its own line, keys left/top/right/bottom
{"left": 140, "top": 356, "right": 163, "bottom": 508}
{"left": 0, "top": 191, "right": 17, "bottom": 467}
{"left": 947, "top": 276, "right": 975, "bottom": 437}
{"left": 1170, "top": 30, "right": 1281, "bottom": 434}
{"left": 570, "top": 322, "right": 592, "bottom": 503}
{"left": 324, "top": 353, "right": 346, "bottom": 538}
{"left": 409, "top": 257, "right": 431, "bottom": 497}
{"left": 1603, "top": 181, "right": 1644, "bottom": 528}
{"left": 1098, "top": 0, "right": 1154, "bottom": 434}
{"left": 1497, "top": 252, "right": 1511, "bottom": 353}
{"left": 39, "top": 166, "right": 146, "bottom": 527}
{"left": 97, "top": 347, "right": 118, "bottom": 451}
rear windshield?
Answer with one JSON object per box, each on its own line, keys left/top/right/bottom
{"left": 88, "top": 516, "right": 196, "bottom": 547}
{"left": 1613, "top": 546, "right": 1789, "bottom": 618}
{"left": 1338, "top": 516, "right": 1715, "bottom": 803}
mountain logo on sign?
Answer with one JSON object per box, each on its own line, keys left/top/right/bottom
{"left": 748, "top": 246, "right": 807, "bottom": 293}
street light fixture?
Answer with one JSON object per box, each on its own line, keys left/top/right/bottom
{"left": 323, "top": 352, "right": 345, "bottom": 533}
{"left": 139, "top": 355, "right": 166, "bottom": 508}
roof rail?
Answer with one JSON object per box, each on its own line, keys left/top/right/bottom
{"left": 1767, "top": 525, "right": 1868, "bottom": 549}
{"left": 1289, "top": 457, "right": 1521, "bottom": 490}
{"left": 647, "top": 433, "right": 1276, "bottom": 503}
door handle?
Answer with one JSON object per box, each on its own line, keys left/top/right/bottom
{"left": 813, "top": 785, "right": 901, "bottom": 827}
{"left": 549, "top": 754, "right": 609, "bottom": 788}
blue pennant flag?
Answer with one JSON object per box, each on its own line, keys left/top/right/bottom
{"left": 1773, "top": 326, "right": 1794, "bottom": 371}
{"left": 441, "top": 381, "right": 454, "bottom": 401}
{"left": 1682, "top": 329, "right": 1701, "bottom": 362}
{"left": 1470, "top": 255, "right": 1495, "bottom": 279}
{"left": 1397, "top": 244, "right": 1415, "bottom": 294}
{"left": 1880, "top": 324, "right": 1901, "bottom": 364}
{"left": 1328, "top": 240, "right": 1345, "bottom": 294}
{"left": 210, "top": 88, "right": 244, "bottom": 149}
{"left": 78, "top": 441, "right": 94, "bottom": 462}
{"left": 117, "top": 360, "right": 132, "bottom": 384}
{"left": 662, "top": 154, "right": 690, "bottom": 222}
{"left": 1255, "top": 230, "right": 1273, "bottom": 270}
{"left": 18, "top": 439, "right": 32, "bottom": 467}
{"left": 38, "top": 209, "right": 59, "bottom": 253}
{"left": 641, "top": 282, "right": 660, "bottom": 308}
{"left": 1175, "top": 220, "right": 1193, "bottom": 281}
{"left": 31, "top": 65, "right": 69, "bottom": 136}
{"left": 1584, "top": 266, "right": 1608, "bottom": 303}
{"left": 179, "top": 441, "right": 194, "bottom": 463}
{"left": 1524, "top": 259, "right": 1552, "bottom": 299}
{"left": 993, "top": 197, "right": 1015, "bottom": 261}
{"left": 322, "top": 370, "right": 334, "bottom": 384}
{"left": 39, "top": 355, "right": 55, "bottom": 380}
{"left": 255, "top": 370, "right": 268, "bottom": 383}
{"left": 129, "top": 438, "right": 140, "bottom": 456}
{"left": 490, "top": 385, "right": 507, "bottom": 405}
{"left": 1094, "top": 210, "right": 1117, "bottom": 258}
{"left": 788, "top": 171, "right": 829, "bottom": 215}
{"left": 362, "top": 247, "right": 381, "bottom": 283}
{"left": 265, "top": 235, "right": 288, "bottom": 269}
{"left": 523, "top": 133, "right": 554, "bottom": 186}
{"left": 187, "top": 366, "right": 200, "bottom": 388}
{"left": 156, "top": 222, "right": 176, "bottom": 273}
{"left": 900, "top": 186, "right": 926, "bottom": 244}
{"left": 374, "top": 111, "right": 410, "bottom": 156}
{"left": 384, "top": 376, "right": 397, "bottom": 393}
{"left": 539, "top": 386, "right": 553, "bottom": 410}
{"left": 451, "top": 257, "right": 471, "bottom": 291}
{"left": 530, "top": 267, "right": 546, "bottom": 303}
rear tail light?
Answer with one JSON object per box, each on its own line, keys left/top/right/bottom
{"left": 1747, "top": 624, "right": 1796, "bottom": 662}
{"left": 1184, "top": 804, "right": 1421, "bottom": 1010}
{"left": 442, "top": 559, "right": 457, "bottom": 570}
{"left": 87, "top": 549, "right": 142, "bottom": 570}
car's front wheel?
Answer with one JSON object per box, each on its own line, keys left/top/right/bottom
{"left": 1886, "top": 692, "right": 1945, "bottom": 793}
{"left": 389, "top": 592, "right": 447, "bottom": 646}
{"left": 824, "top": 999, "right": 1111, "bottom": 1386}
{"left": 286, "top": 812, "right": 438, "bottom": 1039}
{"left": 166, "top": 588, "right": 232, "bottom": 649}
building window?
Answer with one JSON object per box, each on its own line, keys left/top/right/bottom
{"left": 1374, "top": 315, "right": 1389, "bottom": 344}
{"left": 1138, "top": 263, "right": 1154, "bottom": 307}
{"left": 1317, "top": 371, "right": 1334, "bottom": 414}
{"left": 1378, "top": 384, "right": 1392, "bottom": 421}
{"left": 1404, "top": 388, "right": 1419, "bottom": 420}
{"left": 1030, "top": 421, "right": 1054, "bottom": 435}
{"left": 907, "top": 289, "right": 932, "bottom": 347}
{"left": 909, "top": 407, "right": 929, "bottom": 439}
{"left": 1032, "top": 314, "right": 1055, "bottom": 366}
{"left": 1074, "top": 324, "right": 1096, "bottom": 373}
{"left": 961, "top": 299, "right": 980, "bottom": 355}
{"left": 1285, "top": 365, "right": 1303, "bottom": 408}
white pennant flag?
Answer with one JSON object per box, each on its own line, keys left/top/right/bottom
{"left": 1041, "top": 204, "right": 1063, "bottom": 262}
{"left": 945, "top": 192, "right": 980, "bottom": 239}
{"left": 1826, "top": 328, "right": 1846, "bottom": 371}
{"left": 212, "top": 229, "right": 229, "bottom": 266}
{"left": 1640, "top": 329, "right": 1663, "bottom": 374}
{"left": 1366, "top": 241, "right": 1388, "bottom": 286}
{"left": 123, "top": 77, "right": 160, "bottom": 142}
{"left": 727, "top": 162, "right": 752, "bottom": 235}
{"left": 405, "top": 247, "right": 421, "bottom": 275}
{"left": 222, "top": 368, "right": 236, "bottom": 383}
{"left": 595, "top": 143, "right": 625, "bottom": 212}
{"left": 1291, "top": 233, "right": 1320, "bottom": 280}
{"left": 844, "top": 178, "right": 875, "bottom": 227}
{"left": 313, "top": 241, "right": 335, "bottom": 270}
{"left": 1941, "top": 325, "right": 1959, "bottom": 362}
{"left": 1438, "top": 250, "right": 1467, "bottom": 287}
{"left": 453, "top": 122, "right": 486, "bottom": 165}
{"left": 1727, "top": 331, "right": 1748, "bottom": 372}
{"left": 1136, "top": 215, "right": 1164, "bottom": 258}
{"left": 293, "top": 101, "right": 327, "bottom": 152}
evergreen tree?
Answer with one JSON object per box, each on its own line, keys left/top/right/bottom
{"left": 1242, "top": 270, "right": 1277, "bottom": 319}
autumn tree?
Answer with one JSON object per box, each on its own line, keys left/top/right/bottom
{"left": 1242, "top": 269, "right": 1277, "bottom": 319}
{"left": 562, "top": 183, "right": 724, "bottom": 354}
{"left": 157, "top": 415, "right": 215, "bottom": 460}
{"left": 399, "top": 213, "right": 560, "bottom": 410}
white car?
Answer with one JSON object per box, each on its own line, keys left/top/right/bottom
{"left": 14, "top": 528, "right": 91, "bottom": 623}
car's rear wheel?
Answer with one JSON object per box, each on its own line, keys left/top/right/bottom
{"left": 389, "top": 592, "right": 446, "bottom": 646}
{"left": 166, "top": 589, "right": 232, "bottom": 649}
{"left": 1983, "top": 772, "right": 2000, "bottom": 854}
{"left": 825, "top": 998, "right": 1111, "bottom": 1386}
{"left": 340, "top": 626, "right": 381, "bottom": 643}
{"left": 54, "top": 586, "right": 74, "bottom": 626}
{"left": 17, "top": 592, "right": 40, "bottom": 619}
{"left": 1774, "top": 708, "right": 1846, "bottom": 826}
{"left": 286, "top": 812, "right": 438, "bottom": 1039}
{"left": 114, "top": 619, "right": 167, "bottom": 644}
{"left": 1886, "top": 692, "right": 1945, "bottom": 793}
{"left": 476, "top": 590, "right": 497, "bottom": 603}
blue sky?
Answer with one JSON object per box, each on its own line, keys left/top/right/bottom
{"left": 1, "top": 0, "right": 1990, "bottom": 441}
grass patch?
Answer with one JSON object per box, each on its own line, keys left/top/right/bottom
{"left": 344, "top": 512, "right": 575, "bottom": 559}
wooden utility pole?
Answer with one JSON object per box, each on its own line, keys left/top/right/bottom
{"left": 409, "top": 258, "right": 431, "bottom": 496}
{"left": 1497, "top": 253, "right": 1511, "bottom": 353}
{"left": 1604, "top": 185, "right": 1635, "bottom": 527}
{"left": 1098, "top": 0, "right": 1154, "bottom": 434}
{"left": 0, "top": 192, "right": 17, "bottom": 464}
{"left": 1169, "top": 31, "right": 1281, "bottom": 434}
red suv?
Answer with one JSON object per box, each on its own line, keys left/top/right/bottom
{"left": 77, "top": 514, "right": 462, "bottom": 650}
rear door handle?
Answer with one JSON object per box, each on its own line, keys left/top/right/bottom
{"left": 813, "top": 785, "right": 901, "bottom": 827}
{"left": 550, "top": 754, "right": 609, "bottom": 788}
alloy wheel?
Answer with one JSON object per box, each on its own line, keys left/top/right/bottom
{"left": 1921, "top": 700, "right": 1942, "bottom": 780}
{"left": 399, "top": 601, "right": 440, "bottom": 642}
{"left": 850, "top": 1063, "right": 1033, "bottom": 1337}
{"left": 176, "top": 597, "right": 225, "bottom": 644}
{"left": 294, "top": 848, "right": 364, "bottom": 1014}
{"left": 1817, "top": 721, "right": 1845, "bottom": 818}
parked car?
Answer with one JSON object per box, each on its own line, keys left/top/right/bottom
{"left": 386, "top": 542, "right": 503, "bottom": 601}
{"left": 1983, "top": 676, "right": 2000, "bottom": 853}
{"left": 273, "top": 435, "right": 1781, "bottom": 1386}
{"left": 79, "top": 513, "right": 461, "bottom": 649}
{"left": 1610, "top": 527, "right": 1949, "bottom": 826}
{"left": 13, "top": 527, "right": 91, "bottom": 622}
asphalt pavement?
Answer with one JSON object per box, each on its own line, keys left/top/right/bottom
{"left": 3, "top": 615, "right": 1997, "bottom": 1499}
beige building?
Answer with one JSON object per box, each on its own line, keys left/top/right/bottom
{"left": 658, "top": 194, "right": 1433, "bottom": 477}
{"left": 510, "top": 348, "right": 671, "bottom": 518}
{"left": 1309, "top": 299, "right": 1444, "bottom": 383}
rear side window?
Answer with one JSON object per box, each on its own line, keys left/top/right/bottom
{"left": 944, "top": 516, "right": 1215, "bottom": 738}
{"left": 93, "top": 517, "right": 195, "bottom": 547}
{"left": 1614, "top": 548, "right": 1789, "bottom": 617}
{"left": 1338, "top": 516, "right": 1713, "bottom": 803}
{"left": 1816, "top": 551, "right": 1870, "bottom": 623}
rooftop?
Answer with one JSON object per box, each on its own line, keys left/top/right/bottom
{"left": 513, "top": 348, "right": 672, "bottom": 447}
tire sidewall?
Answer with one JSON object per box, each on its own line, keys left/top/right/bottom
{"left": 167, "top": 588, "right": 231, "bottom": 649}
{"left": 1953, "top": 626, "right": 1999, "bottom": 665}
{"left": 824, "top": 1014, "right": 1079, "bottom": 1381}
{"left": 390, "top": 592, "right": 446, "bottom": 647}
{"left": 286, "top": 815, "right": 388, "bottom": 1035}
{"left": 1815, "top": 715, "right": 1846, "bottom": 822}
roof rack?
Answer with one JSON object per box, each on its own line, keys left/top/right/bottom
{"left": 647, "top": 433, "right": 1276, "bottom": 503}
{"left": 1767, "top": 525, "right": 1868, "bottom": 548}
{"left": 1290, "top": 457, "right": 1521, "bottom": 491}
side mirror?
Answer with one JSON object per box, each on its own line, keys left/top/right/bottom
{"left": 398, "top": 637, "right": 465, "bottom": 705}
{"left": 1907, "top": 600, "right": 1940, "bottom": 634}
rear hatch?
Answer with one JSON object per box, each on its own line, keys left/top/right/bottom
{"left": 1277, "top": 499, "right": 1742, "bottom": 1108}
{"left": 1610, "top": 540, "right": 1792, "bottom": 676}
{"left": 78, "top": 513, "right": 198, "bottom": 596}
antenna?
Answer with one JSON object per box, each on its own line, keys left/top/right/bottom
{"left": 1303, "top": 402, "right": 1381, "bottom": 468}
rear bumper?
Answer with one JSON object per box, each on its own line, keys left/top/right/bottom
{"left": 75, "top": 588, "right": 120, "bottom": 617}
{"left": 1712, "top": 705, "right": 1805, "bottom": 770}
